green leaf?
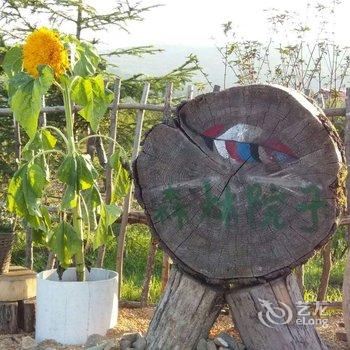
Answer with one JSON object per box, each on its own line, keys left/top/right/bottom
{"left": 22, "top": 130, "right": 57, "bottom": 161}
{"left": 105, "top": 204, "right": 122, "bottom": 226}
{"left": 27, "top": 163, "right": 47, "bottom": 197}
{"left": 58, "top": 155, "right": 77, "bottom": 185}
{"left": 73, "top": 41, "right": 100, "bottom": 77}
{"left": 40, "top": 206, "right": 51, "bottom": 232}
{"left": 93, "top": 204, "right": 108, "bottom": 250}
{"left": 3, "top": 46, "right": 23, "bottom": 77}
{"left": 7, "top": 164, "right": 47, "bottom": 230}
{"left": 110, "top": 150, "right": 131, "bottom": 202}
{"left": 71, "top": 75, "right": 113, "bottom": 131}
{"left": 76, "top": 154, "right": 98, "bottom": 190}
{"left": 81, "top": 184, "right": 102, "bottom": 231}
{"left": 37, "top": 65, "right": 55, "bottom": 91}
{"left": 92, "top": 202, "right": 121, "bottom": 249}
{"left": 23, "top": 163, "right": 46, "bottom": 217}
{"left": 48, "top": 222, "right": 82, "bottom": 268}
{"left": 89, "top": 184, "right": 102, "bottom": 208}
{"left": 93, "top": 203, "right": 122, "bottom": 250}
{"left": 42, "top": 130, "right": 57, "bottom": 149}
{"left": 62, "top": 186, "right": 78, "bottom": 209}
{"left": 7, "top": 166, "right": 26, "bottom": 215}
{"left": 9, "top": 66, "right": 54, "bottom": 138}
{"left": 58, "top": 155, "right": 78, "bottom": 209}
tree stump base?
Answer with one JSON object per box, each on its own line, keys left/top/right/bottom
{"left": 0, "top": 266, "right": 36, "bottom": 333}
{"left": 146, "top": 266, "right": 327, "bottom": 350}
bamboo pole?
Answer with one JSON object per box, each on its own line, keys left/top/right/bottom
{"left": 96, "top": 78, "right": 121, "bottom": 267}
{"left": 0, "top": 103, "right": 169, "bottom": 116}
{"left": 0, "top": 103, "right": 346, "bottom": 118}
{"left": 116, "top": 82, "right": 150, "bottom": 298}
{"left": 140, "top": 237, "right": 158, "bottom": 307}
{"left": 13, "top": 119, "right": 21, "bottom": 162}
{"left": 187, "top": 85, "right": 194, "bottom": 100}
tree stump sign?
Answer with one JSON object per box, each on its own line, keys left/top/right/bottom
{"left": 134, "top": 84, "right": 345, "bottom": 288}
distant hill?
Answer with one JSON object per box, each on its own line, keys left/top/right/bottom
{"left": 108, "top": 44, "right": 350, "bottom": 93}
{"left": 108, "top": 45, "right": 226, "bottom": 88}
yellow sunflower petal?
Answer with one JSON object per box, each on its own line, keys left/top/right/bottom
{"left": 23, "top": 27, "right": 69, "bottom": 78}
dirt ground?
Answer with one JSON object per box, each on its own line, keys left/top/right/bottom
{"left": 0, "top": 307, "right": 348, "bottom": 349}
{"left": 113, "top": 308, "right": 349, "bottom": 350}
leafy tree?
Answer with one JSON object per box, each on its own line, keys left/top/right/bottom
{"left": 0, "top": 0, "right": 156, "bottom": 41}
{"left": 212, "top": 0, "right": 350, "bottom": 109}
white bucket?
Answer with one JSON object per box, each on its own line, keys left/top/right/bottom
{"left": 35, "top": 267, "right": 118, "bottom": 345}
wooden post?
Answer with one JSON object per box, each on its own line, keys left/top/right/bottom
{"left": 295, "top": 266, "right": 304, "bottom": 296}
{"left": 187, "top": 85, "right": 194, "bottom": 100}
{"left": 161, "top": 254, "right": 170, "bottom": 293}
{"left": 116, "top": 82, "right": 150, "bottom": 298}
{"left": 226, "top": 275, "right": 327, "bottom": 350}
{"left": 13, "top": 119, "right": 21, "bottom": 161}
{"left": 146, "top": 266, "right": 223, "bottom": 350}
{"left": 317, "top": 242, "right": 332, "bottom": 302}
{"left": 24, "top": 230, "right": 33, "bottom": 270}
{"left": 140, "top": 237, "right": 158, "bottom": 307}
{"left": 97, "top": 78, "right": 121, "bottom": 267}
{"left": 163, "top": 82, "right": 173, "bottom": 125}
{"left": 18, "top": 299, "right": 35, "bottom": 333}
{"left": 0, "top": 302, "right": 18, "bottom": 333}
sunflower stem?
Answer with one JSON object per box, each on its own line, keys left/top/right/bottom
{"left": 62, "top": 78, "right": 85, "bottom": 282}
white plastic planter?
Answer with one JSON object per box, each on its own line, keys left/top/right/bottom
{"left": 35, "top": 267, "right": 118, "bottom": 345}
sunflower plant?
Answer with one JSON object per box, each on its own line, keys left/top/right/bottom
{"left": 2, "top": 28, "right": 130, "bottom": 281}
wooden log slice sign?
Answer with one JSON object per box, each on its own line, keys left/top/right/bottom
{"left": 134, "top": 84, "right": 345, "bottom": 287}
{"left": 133, "top": 85, "right": 345, "bottom": 350}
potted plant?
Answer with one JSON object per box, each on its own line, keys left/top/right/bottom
{"left": 0, "top": 219, "right": 14, "bottom": 275}
{"left": 3, "top": 28, "right": 130, "bottom": 345}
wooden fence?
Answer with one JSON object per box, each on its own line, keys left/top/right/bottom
{"left": 1, "top": 80, "right": 350, "bottom": 307}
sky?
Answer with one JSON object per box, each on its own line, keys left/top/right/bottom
{"left": 90, "top": 0, "right": 350, "bottom": 49}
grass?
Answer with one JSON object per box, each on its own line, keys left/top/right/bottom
{"left": 11, "top": 224, "right": 346, "bottom": 303}
{"left": 303, "top": 251, "right": 345, "bottom": 302}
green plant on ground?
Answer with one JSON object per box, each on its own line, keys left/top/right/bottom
{"left": 3, "top": 27, "right": 130, "bottom": 281}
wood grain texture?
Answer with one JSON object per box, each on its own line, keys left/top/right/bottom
{"left": 0, "top": 302, "right": 18, "bottom": 333}
{"left": 226, "top": 274, "right": 327, "bottom": 350}
{"left": 18, "top": 299, "right": 35, "bottom": 333}
{"left": 134, "top": 84, "right": 345, "bottom": 288}
{"left": 146, "top": 266, "right": 223, "bottom": 350}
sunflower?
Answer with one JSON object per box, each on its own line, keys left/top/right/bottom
{"left": 23, "top": 27, "right": 69, "bottom": 78}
